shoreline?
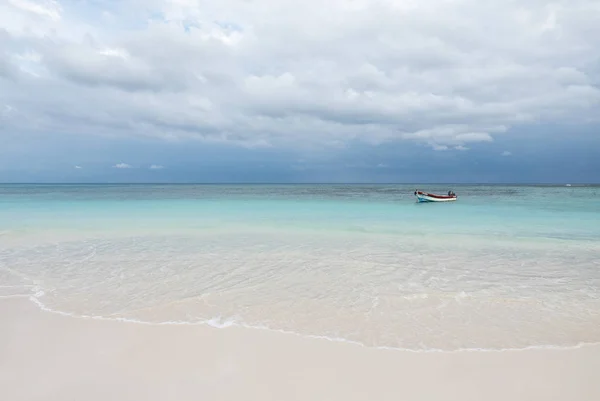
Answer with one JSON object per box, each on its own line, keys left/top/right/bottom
{"left": 2, "top": 297, "right": 599, "bottom": 401}
{"left": 19, "top": 293, "right": 600, "bottom": 354}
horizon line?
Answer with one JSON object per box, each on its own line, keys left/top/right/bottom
{"left": 1, "top": 182, "right": 597, "bottom": 186}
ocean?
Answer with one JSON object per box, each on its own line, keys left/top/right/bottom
{"left": 1, "top": 184, "right": 599, "bottom": 351}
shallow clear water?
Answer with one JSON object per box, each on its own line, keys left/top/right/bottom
{"left": 1, "top": 184, "right": 599, "bottom": 350}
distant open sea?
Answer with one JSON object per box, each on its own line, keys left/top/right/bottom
{"left": 1, "top": 184, "right": 599, "bottom": 351}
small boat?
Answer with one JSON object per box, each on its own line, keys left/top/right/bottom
{"left": 414, "top": 190, "right": 457, "bottom": 203}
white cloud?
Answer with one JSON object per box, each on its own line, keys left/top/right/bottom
{"left": 113, "top": 163, "right": 132, "bottom": 169}
{"left": 149, "top": 164, "right": 164, "bottom": 169}
{"left": 1, "top": 0, "right": 599, "bottom": 151}
{"left": 501, "top": 151, "right": 512, "bottom": 156}
{"left": 7, "top": 0, "right": 62, "bottom": 21}
{"left": 74, "top": 165, "right": 82, "bottom": 169}
{"left": 1, "top": 105, "right": 14, "bottom": 117}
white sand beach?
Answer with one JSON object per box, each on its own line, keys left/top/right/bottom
{"left": 1, "top": 298, "right": 598, "bottom": 401}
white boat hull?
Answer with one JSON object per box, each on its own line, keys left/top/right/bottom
{"left": 415, "top": 192, "right": 457, "bottom": 203}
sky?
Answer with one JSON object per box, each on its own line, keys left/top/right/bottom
{"left": 0, "top": 0, "right": 599, "bottom": 183}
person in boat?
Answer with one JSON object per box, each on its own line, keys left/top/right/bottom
{"left": 448, "top": 190, "right": 455, "bottom": 197}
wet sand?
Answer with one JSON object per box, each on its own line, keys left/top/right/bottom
{"left": 1, "top": 298, "right": 599, "bottom": 401}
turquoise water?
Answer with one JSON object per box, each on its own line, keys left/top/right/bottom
{"left": 2, "top": 184, "right": 599, "bottom": 238}
{"left": 1, "top": 184, "right": 599, "bottom": 350}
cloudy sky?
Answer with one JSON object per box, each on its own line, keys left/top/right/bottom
{"left": 1, "top": 0, "right": 599, "bottom": 183}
